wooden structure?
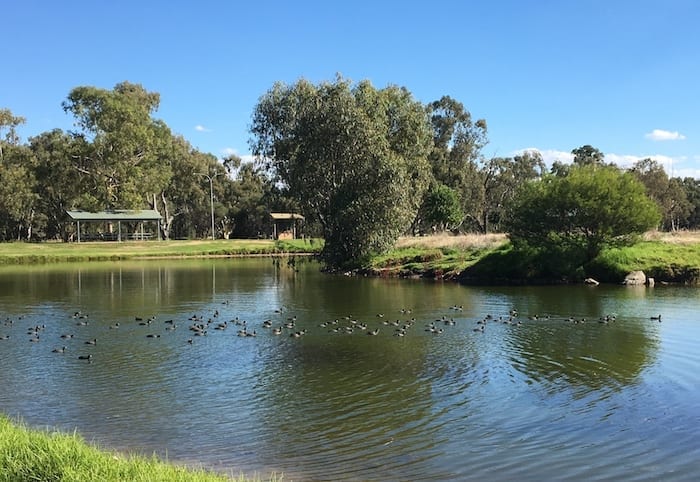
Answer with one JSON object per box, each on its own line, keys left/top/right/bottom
{"left": 66, "top": 210, "right": 162, "bottom": 242}
{"left": 270, "top": 213, "right": 304, "bottom": 240}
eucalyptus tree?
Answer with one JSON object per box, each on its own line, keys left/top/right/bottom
{"left": 29, "top": 129, "right": 85, "bottom": 239}
{"left": 62, "top": 81, "right": 172, "bottom": 209}
{"left": 251, "top": 76, "right": 433, "bottom": 267}
{"left": 0, "top": 109, "right": 38, "bottom": 240}
{"left": 480, "top": 151, "right": 545, "bottom": 233}
{"left": 630, "top": 158, "right": 690, "bottom": 231}
{"left": 572, "top": 144, "right": 606, "bottom": 167}
{"left": 416, "top": 183, "right": 463, "bottom": 233}
{"left": 679, "top": 177, "right": 700, "bottom": 229}
{"left": 426, "top": 96, "right": 488, "bottom": 230}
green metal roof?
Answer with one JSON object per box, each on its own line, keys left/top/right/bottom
{"left": 66, "top": 210, "right": 162, "bottom": 221}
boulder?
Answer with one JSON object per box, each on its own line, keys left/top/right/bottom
{"left": 623, "top": 270, "right": 646, "bottom": 285}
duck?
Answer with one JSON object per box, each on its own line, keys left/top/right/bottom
{"left": 146, "top": 334, "right": 161, "bottom": 338}
{"left": 0, "top": 335, "right": 9, "bottom": 340}
{"left": 85, "top": 338, "right": 97, "bottom": 345}
{"left": 650, "top": 315, "right": 662, "bottom": 321}
{"left": 367, "top": 328, "right": 380, "bottom": 336}
{"left": 78, "top": 354, "right": 92, "bottom": 361}
{"left": 109, "top": 323, "right": 120, "bottom": 329}
{"left": 52, "top": 346, "right": 67, "bottom": 353}
{"left": 60, "top": 334, "right": 74, "bottom": 339}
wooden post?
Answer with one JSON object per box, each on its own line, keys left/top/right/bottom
{"left": 77, "top": 221, "right": 81, "bottom": 243}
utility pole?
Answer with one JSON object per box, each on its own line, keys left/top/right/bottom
{"left": 197, "top": 171, "right": 220, "bottom": 240}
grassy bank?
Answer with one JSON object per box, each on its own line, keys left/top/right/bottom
{"left": 0, "top": 416, "right": 277, "bottom": 482}
{"left": 364, "top": 232, "right": 700, "bottom": 284}
{"left": 0, "top": 239, "right": 322, "bottom": 264}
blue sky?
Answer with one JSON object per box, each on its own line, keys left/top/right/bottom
{"left": 4, "top": 0, "right": 699, "bottom": 177}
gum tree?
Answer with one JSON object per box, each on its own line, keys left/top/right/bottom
{"left": 250, "top": 76, "right": 433, "bottom": 267}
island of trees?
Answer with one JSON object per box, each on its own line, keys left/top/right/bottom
{"left": 2, "top": 77, "right": 699, "bottom": 278}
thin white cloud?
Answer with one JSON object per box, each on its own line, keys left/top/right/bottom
{"left": 513, "top": 147, "right": 696, "bottom": 178}
{"left": 645, "top": 129, "right": 686, "bottom": 141}
{"left": 194, "top": 125, "right": 211, "bottom": 132}
{"left": 220, "top": 148, "right": 256, "bottom": 164}
{"left": 512, "top": 148, "right": 574, "bottom": 165}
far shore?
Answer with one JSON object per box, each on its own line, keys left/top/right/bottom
{"left": 1, "top": 231, "right": 699, "bottom": 285}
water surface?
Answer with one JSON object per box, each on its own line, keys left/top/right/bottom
{"left": 1, "top": 258, "right": 698, "bottom": 481}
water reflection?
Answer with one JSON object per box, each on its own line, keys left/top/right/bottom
{"left": 1, "top": 260, "right": 699, "bottom": 480}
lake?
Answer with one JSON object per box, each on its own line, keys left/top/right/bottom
{"left": 1, "top": 257, "right": 699, "bottom": 481}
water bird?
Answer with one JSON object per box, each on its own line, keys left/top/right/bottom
{"left": 52, "top": 346, "right": 67, "bottom": 353}
{"left": 0, "top": 335, "right": 9, "bottom": 340}
{"left": 473, "top": 325, "right": 485, "bottom": 332}
{"left": 29, "top": 336, "right": 40, "bottom": 342}
{"left": 78, "top": 354, "right": 92, "bottom": 361}
{"left": 146, "top": 334, "right": 161, "bottom": 338}
{"left": 60, "top": 334, "right": 74, "bottom": 339}
{"left": 109, "top": 323, "right": 120, "bottom": 329}
{"left": 85, "top": 338, "right": 97, "bottom": 345}
{"left": 272, "top": 327, "right": 283, "bottom": 335}
{"left": 75, "top": 320, "right": 88, "bottom": 326}
{"left": 367, "top": 328, "right": 380, "bottom": 336}
{"left": 650, "top": 315, "right": 662, "bottom": 321}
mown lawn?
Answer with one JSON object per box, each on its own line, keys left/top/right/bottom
{"left": 0, "top": 239, "right": 322, "bottom": 264}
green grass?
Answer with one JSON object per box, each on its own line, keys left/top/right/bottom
{"left": 0, "top": 239, "right": 323, "bottom": 264}
{"left": 365, "top": 235, "right": 700, "bottom": 284}
{"left": 589, "top": 241, "right": 700, "bottom": 283}
{"left": 0, "top": 416, "right": 280, "bottom": 482}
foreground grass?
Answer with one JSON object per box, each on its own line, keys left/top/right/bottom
{"left": 0, "top": 416, "right": 278, "bottom": 482}
{"left": 0, "top": 239, "right": 322, "bottom": 264}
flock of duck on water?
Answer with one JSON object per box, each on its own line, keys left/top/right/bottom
{"left": 0, "top": 304, "right": 663, "bottom": 362}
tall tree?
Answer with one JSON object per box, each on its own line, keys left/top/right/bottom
{"left": 480, "top": 151, "right": 545, "bottom": 233}
{"left": 679, "top": 177, "right": 700, "bottom": 229}
{"left": 425, "top": 96, "right": 488, "bottom": 230}
{"left": 630, "top": 158, "right": 690, "bottom": 231}
{"left": 0, "top": 108, "right": 26, "bottom": 160}
{"left": 572, "top": 144, "right": 605, "bottom": 167}
{"left": 29, "top": 129, "right": 84, "bottom": 239}
{"left": 0, "top": 109, "right": 38, "bottom": 240}
{"left": 250, "top": 76, "right": 433, "bottom": 266}
{"left": 62, "top": 81, "right": 171, "bottom": 209}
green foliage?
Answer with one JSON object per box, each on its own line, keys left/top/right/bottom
{"left": 630, "top": 158, "right": 691, "bottom": 230}
{"left": 424, "top": 96, "right": 488, "bottom": 231}
{"left": 62, "top": 81, "right": 171, "bottom": 209}
{"left": 250, "top": 76, "right": 433, "bottom": 267}
{"left": 506, "top": 165, "right": 661, "bottom": 273}
{"left": 420, "top": 184, "right": 463, "bottom": 232}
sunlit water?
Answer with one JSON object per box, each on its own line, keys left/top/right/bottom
{"left": 1, "top": 258, "right": 699, "bottom": 481}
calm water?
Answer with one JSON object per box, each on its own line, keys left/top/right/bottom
{"left": 1, "top": 258, "right": 699, "bottom": 481}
